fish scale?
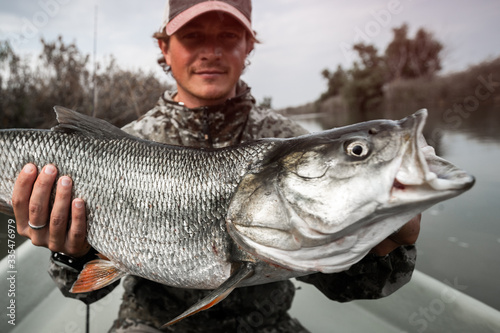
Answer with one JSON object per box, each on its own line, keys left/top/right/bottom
{"left": 0, "top": 124, "right": 276, "bottom": 289}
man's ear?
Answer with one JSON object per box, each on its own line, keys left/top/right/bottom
{"left": 246, "top": 39, "right": 254, "bottom": 56}
{"left": 158, "top": 39, "right": 170, "bottom": 66}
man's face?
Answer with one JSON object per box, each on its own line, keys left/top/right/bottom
{"left": 160, "top": 12, "right": 254, "bottom": 108}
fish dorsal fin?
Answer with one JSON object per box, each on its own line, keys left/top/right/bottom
{"left": 70, "top": 258, "right": 127, "bottom": 293}
{"left": 161, "top": 262, "right": 256, "bottom": 328}
{"left": 53, "top": 106, "right": 133, "bottom": 140}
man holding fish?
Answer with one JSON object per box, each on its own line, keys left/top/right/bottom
{"left": 11, "top": 1, "right": 421, "bottom": 331}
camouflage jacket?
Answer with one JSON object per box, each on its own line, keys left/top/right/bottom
{"left": 49, "top": 81, "right": 416, "bottom": 332}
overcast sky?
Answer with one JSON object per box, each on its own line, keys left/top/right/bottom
{"left": 1, "top": 0, "right": 499, "bottom": 109}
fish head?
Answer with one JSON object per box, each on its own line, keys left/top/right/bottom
{"left": 227, "top": 109, "right": 475, "bottom": 274}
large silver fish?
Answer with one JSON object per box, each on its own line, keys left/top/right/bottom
{"left": 0, "top": 107, "right": 474, "bottom": 327}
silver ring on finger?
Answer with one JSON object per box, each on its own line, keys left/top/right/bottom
{"left": 28, "top": 221, "right": 47, "bottom": 230}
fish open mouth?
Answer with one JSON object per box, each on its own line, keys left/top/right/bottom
{"left": 392, "top": 179, "right": 406, "bottom": 190}
{"left": 390, "top": 110, "right": 475, "bottom": 204}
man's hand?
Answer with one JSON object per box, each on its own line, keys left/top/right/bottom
{"left": 371, "top": 214, "right": 421, "bottom": 256}
{"left": 12, "top": 163, "right": 90, "bottom": 258}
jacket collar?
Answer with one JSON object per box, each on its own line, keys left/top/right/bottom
{"left": 159, "top": 81, "right": 255, "bottom": 148}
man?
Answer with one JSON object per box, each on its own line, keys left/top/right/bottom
{"left": 12, "top": 1, "right": 420, "bottom": 332}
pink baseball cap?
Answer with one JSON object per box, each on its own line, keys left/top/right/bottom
{"left": 160, "top": 0, "right": 255, "bottom": 37}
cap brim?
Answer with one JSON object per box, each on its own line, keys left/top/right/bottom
{"left": 165, "top": 1, "right": 254, "bottom": 37}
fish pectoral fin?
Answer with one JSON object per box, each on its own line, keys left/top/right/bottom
{"left": 70, "top": 258, "right": 126, "bottom": 293}
{"left": 161, "top": 262, "right": 256, "bottom": 328}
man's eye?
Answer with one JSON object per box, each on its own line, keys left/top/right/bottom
{"left": 221, "top": 32, "right": 240, "bottom": 39}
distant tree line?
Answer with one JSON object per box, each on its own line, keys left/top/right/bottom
{"left": 0, "top": 36, "right": 169, "bottom": 129}
{"left": 320, "top": 23, "right": 443, "bottom": 113}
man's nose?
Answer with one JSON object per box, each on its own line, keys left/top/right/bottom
{"left": 200, "top": 39, "right": 223, "bottom": 58}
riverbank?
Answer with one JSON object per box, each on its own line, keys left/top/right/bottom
{"left": 278, "top": 56, "right": 500, "bottom": 143}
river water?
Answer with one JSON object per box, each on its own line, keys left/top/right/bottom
{"left": 295, "top": 107, "right": 500, "bottom": 311}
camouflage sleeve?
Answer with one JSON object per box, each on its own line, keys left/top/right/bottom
{"left": 297, "top": 245, "right": 417, "bottom": 301}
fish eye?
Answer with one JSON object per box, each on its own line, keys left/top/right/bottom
{"left": 346, "top": 141, "right": 369, "bottom": 158}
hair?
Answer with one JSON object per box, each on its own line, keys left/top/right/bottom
{"left": 152, "top": 29, "right": 260, "bottom": 75}
{"left": 152, "top": 30, "right": 173, "bottom": 75}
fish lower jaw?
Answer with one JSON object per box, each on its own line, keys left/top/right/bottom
{"left": 390, "top": 167, "right": 475, "bottom": 202}
{"left": 389, "top": 176, "right": 436, "bottom": 204}
{"left": 388, "top": 177, "right": 468, "bottom": 206}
